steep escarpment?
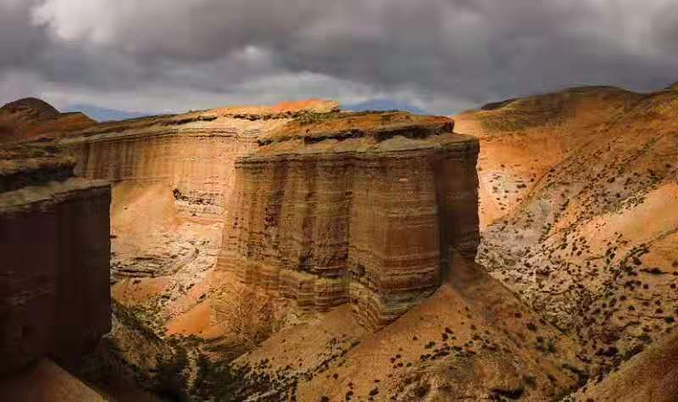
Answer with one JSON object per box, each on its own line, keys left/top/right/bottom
{"left": 218, "top": 112, "right": 480, "bottom": 328}
{"left": 0, "top": 146, "right": 111, "bottom": 376}
{"left": 456, "top": 86, "right": 678, "bottom": 380}
{"left": 59, "top": 100, "right": 339, "bottom": 222}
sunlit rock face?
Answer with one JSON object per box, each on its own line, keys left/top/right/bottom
{"left": 218, "top": 112, "right": 479, "bottom": 328}
{"left": 59, "top": 100, "right": 339, "bottom": 222}
{"left": 0, "top": 149, "right": 111, "bottom": 375}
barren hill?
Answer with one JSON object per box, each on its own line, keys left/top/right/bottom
{"left": 0, "top": 98, "right": 96, "bottom": 143}
{"left": 455, "top": 85, "right": 677, "bottom": 383}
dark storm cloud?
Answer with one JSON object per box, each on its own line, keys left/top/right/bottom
{"left": 1, "top": 0, "right": 677, "bottom": 114}
{"left": 0, "top": 0, "right": 46, "bottom": 68}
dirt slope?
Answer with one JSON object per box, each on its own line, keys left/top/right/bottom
{"left": 572, "top": 333, "right": 678, "bottom": 401}
{"left": 456, "top": 85, "right": 678, "bottom": 383}
{"left": 0, "top": 359, "right": 105, "bottom": 402}
{"left": 227, "top": 256, "right": 585, "bottom": 401}
{"left": 454, "top": 86, "right": 643, "bottom": 228}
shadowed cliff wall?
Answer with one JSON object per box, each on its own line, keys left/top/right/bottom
{"left": 0, "top": 152, "right": 111, "bottom": 375}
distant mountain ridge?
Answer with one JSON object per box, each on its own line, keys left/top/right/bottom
{"left": 343, "top": 98, "right": 426, "bottom": 114}
{"left": 64, "top": 104, "right": 150, "bottom": 122}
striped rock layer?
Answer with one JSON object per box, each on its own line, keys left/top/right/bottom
{"left": 58, "top": 100, "right": 339, "bottom": 221}
{"left": 218, "top": 112, "right": 479, "bottom": 328}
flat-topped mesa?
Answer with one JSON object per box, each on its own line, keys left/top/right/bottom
{"left": 217, "top": 111, "right": 479, "bottom": 328}
{"left": 58, "top": 99, "right": 340, "bottom": 221}
{"left": 0, "top": 147, "right": 111, "bottom": 375}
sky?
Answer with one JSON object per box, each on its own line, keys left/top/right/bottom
{"left": 1, "top": 0, "right": 678, "bottom": 118}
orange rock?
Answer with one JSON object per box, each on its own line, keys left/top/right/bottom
{"left": 218, "top": 111, "right": 479, "bottom": 328}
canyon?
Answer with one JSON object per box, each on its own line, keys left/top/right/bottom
{"left": 0, "top": 84, "right": 676, "bottom": 401}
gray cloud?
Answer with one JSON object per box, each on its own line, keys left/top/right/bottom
{"left": 1, "top": 0, "right": 677, "bottom": 114}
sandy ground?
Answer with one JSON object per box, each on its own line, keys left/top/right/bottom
{"left": 0, "top": 359, "right": 105, "bottom": 402}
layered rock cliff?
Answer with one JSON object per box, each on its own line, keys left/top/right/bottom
{"left": 59, "top": 100, "right": 339, "bottom": 222}
{"left": 0, "top": 146, "right": 111, "bottom": 375}
{"left": 217, "top": 112, "right": 479, "bottom": 328}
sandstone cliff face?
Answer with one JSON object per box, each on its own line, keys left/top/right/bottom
{"left": 59, "top": 100, "right": 339, "bottom": 222}
{"left": 0, "top": 149, "right": 111, "bottom": 375}
{"left": 218, "top": 112, "right": 479, "bottom": 328}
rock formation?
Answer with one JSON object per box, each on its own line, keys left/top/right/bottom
{"left": 3, "top": 89, "right": 673, "bottom": 400}
{"left": 50, "top": 102, "right": 477, "bottom": 330}
{"left": 0, "top": 146, "right": 111, "bottom": 375}
{"left": 217, "top": 111, "right": 479, "bottom": 328}
{"left": 59, "top": 100, "right": 339, "bottom": 222}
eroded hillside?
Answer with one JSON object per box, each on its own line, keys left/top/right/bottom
{"left": 456, "top": 85, "right": 678, "bottom": 386}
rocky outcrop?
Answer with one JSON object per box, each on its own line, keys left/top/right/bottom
{"left": 59, "top": 100, "right": 339, "bottom": 221}
{"left": 0, "top": 147, "right": 111, "bottom": 375}
{"left": 217, "top": 112, "right": 479, "bottom": 328}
